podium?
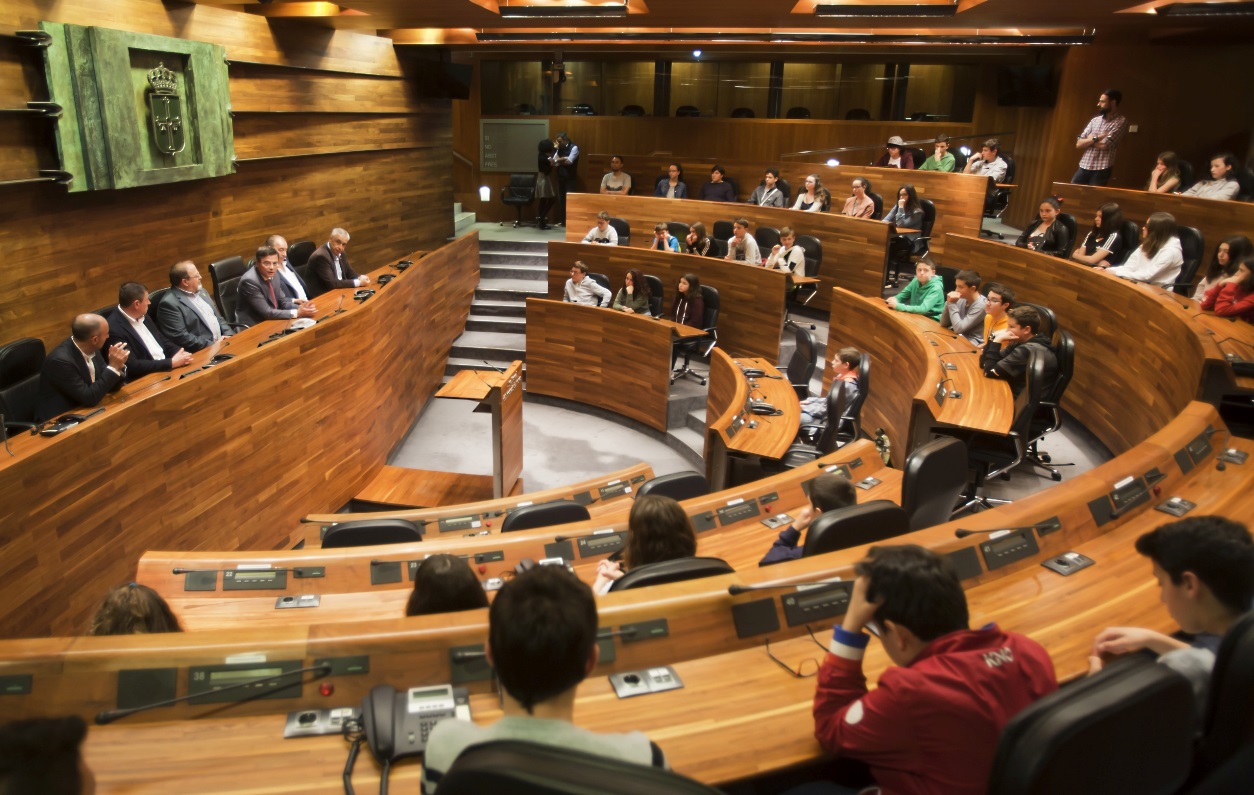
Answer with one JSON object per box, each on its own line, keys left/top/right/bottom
{"left": 435, "top": 360, "right": 525, "bottom": 498}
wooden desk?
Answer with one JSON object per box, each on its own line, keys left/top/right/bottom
{"left": 704, "top": 349, "right": 803, "bottom": 489}
{"left": 941, "top": 234, "right": 1216, "bottom": 456}
{"left": 822, "top": 287, "right": 1012, "bottom": 465}
{"left": 548, "top": 241, "right": 789, "bottom": 362}
{"left": 564, "top": 192, "right": 890, "bottom": 311}
{"left": 434, "top": 360, "right": 524, "bottom": 499}
{"left": 582, "top": 155, "right": 989, "bottom": 258}
{"left": 77, "top": 428, "right": 1251, "bottom": 794}
{"left": 1191, "top": 309, "right": 1254, "bottom": 393}
{"left": 525, "top": 298, "right": 679, "bottom": 432}
{"left": 0, "top": 234, "right": 479, "bottom": 638}
{"left": 1051, "top": 182, "right": 1254, "bottom": 288}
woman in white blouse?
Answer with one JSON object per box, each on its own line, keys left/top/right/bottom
{"left": 1102, "top": 212, "right": 1184, "bottom": 288}
{"left": 791, "top": 174, "right": 830, "bottom": 212}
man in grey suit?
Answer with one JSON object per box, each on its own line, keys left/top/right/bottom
{"left": 155, "top": 261, "right": 233, "bottom": 352}
{"left": 235, "top": 246, "right": 318, "bottom": 328}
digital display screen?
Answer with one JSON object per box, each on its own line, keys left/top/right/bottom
{"left": 409, "top": 688, "right": 448, "bottom": 702}
{"left": 796, "top": 589, "right": 848, "bottom": 610}
{"left": 987, "top": 534, "right": 1026, "bottom": 555}
{"left": 586, "top": 535, "right": 623, "bottom": 549}
{"left": 233, "top": 571, "right": 277, "bottom": 581}
{"left": 209, "top": 667, "right": 283, "bottom": 684}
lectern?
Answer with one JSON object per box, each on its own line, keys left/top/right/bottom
{"left": 435, "top": 360, "right": 525, "bottom": 498}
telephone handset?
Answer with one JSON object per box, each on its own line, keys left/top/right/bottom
{"left": 360, "top": 683, "right": 460, "bottom": 763}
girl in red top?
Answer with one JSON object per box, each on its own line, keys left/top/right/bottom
{"left": 1201, "top": 257, "right": 1254, "bottom": 323}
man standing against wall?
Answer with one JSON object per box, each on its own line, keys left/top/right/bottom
{"left": 1072, "top": 89, "right": 1127, "bottom": 186}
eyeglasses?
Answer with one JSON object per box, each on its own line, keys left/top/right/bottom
{"left": 986, "top": 297, "right": 1003, "bottom": 304}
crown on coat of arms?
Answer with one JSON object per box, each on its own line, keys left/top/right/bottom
{"left": 146, "top": 63, "right": 177, "bottom": 94}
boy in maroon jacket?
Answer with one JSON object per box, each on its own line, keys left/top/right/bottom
{"left": 811, "top": 545, "right": 1058, "bottom": 795}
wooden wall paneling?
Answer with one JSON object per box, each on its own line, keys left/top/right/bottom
{"left": 778, "top": 63, "right": 841, "bottom": 120}
{"left": 581, "top": 155, "right": 987, "bottom": 258}
{"left": 824, "top": 288, "right": 940, "bottom": 466}
{"left": 232, "top": 112, "right": 444, "bottom": 159}
{"left": 1, "top": 0, "right": 403, "bottom": 77}
{"left": 942, "top": 234, "right": 1212, "bottom": 455}
{"left": 0, "top": 235, "right": 479, "bottom": 638}
{"left": 227, "top": 66, "right": 417, "bottom": 114}
{"left": 0, "top": 116, "right": 56, "bottom": 183}
{"left": 564, "top": 193, "right": 889, "bottom": 313}
{"left": 546, "top": 241, "right": 788, "bottom": 362}
{"left": 1050, "top": 183, "right": 1254, "bottom": 283}
{"left": 525, "top": 298, "right": 673, "bottom": 432}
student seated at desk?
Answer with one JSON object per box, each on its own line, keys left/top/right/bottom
{"left": 749, "top": 168, "right": 787, "bottom": 208}
{"left": 977, "top": 282, "right": 1014, "bottom": 370}
{"left": 765, "top": 226, "right": 807, "bottom": 276}
{"left": 982, "top": 306, "right": 1058, "bottom": 399}
{"left": 87, "top": 583, "right": 182, "bottom": 636}
{"left": 1014, "top": 196, "right": 1071, "bottom": 259}
{"left": 563, "top": 261, "right": 611, "bottom": 306}
{"left": 885, "top": 260, "right": 943, "bottom": 321}
{"left": 841, "top": 178, "right": 875, "bottom": 219}
{"left": 405, "top": 554, "right": 490, "bottom": 617}
{"left": 421, "top": 566, "right": 667, "bottom": 795}
{"left": 581, "top": 211, "right": 618, "bottom": 245}
{"left": 1101, "top": 212, "right": 1184, "bottom": 288}
{"left": 0, "top": 715, "right": 96, "bottom": 795}
{"left": 600, "top": 155, "right": 632, "bottom": 195}
{"left": 654, "top": 163, "right": 687, "bottom": 199}
{"left": 684, "top": 222, "right": 716, "bottom": 257}
{"left": 1071, "top": 202, "right": 1125, "bottom": 267}
{"left": 1182, "top": 153, "right": 1241, "bottom": 201}
{"left": 699, "top": 164, "right": 737, "bottom": 203}
{"left": 1192, "top": 236, "right": 1252, "bottom": 302}
{"left": 1089, "top": 516, "right": 1254, "bottom": 713}
{"left": 593, "top": 495, "right": 697, "bottom": 594}
{"left": 1200, "top": 257, "right": 1254, "bottom": 322}
{"left": 611, "top": 269, "right": 652, "bottom": 315}
{"left": 810, "top": 545, "right": 1057, "bottom": 795}
{"left": 726, "top": 218, "right": 761, "bottom": 264}
{"left": 759, "top": 473, "right": 856, "bottom": 566}
{"left": 793, "top": 174, "right": 830, "bottom": 213}
{"left": 650, "top": 222, "right": 681, "bottom": 253}
{"left": 940, "top": 269, "right": 987, "bottom": 345}
{"left": 799, "top": 347, "right": 862, "bottom": 426}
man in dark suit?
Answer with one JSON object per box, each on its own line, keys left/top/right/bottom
{"left": 306, "top": 227, "right": 371, "bottom": 297}
{"left": 267, "top": 234, "right": 310, "bottom": 302}
{"left": 107, "top": 282, "right": 194, "bottom": 380}
{"left": 36, "top": 314, "right": 130, "bottom": 421}
{"left": 155, "top": 261, "right": 233, "bottom": 352}
{"left": 236, "top": 245, "right": 318, "bottom": 328}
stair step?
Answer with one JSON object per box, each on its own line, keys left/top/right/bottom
{"left": 684, "top": 408, "right": 707, "bottom": 435}
{"left": 466, "top": 315, "right": 526, "bottom": 333}
{"left": 471, "top": 300, "right": 528, "bottom": 318}
{"left": 479, "top": 250, "right": 549, "bottom": 267}
{"left": 445, "top": 356, "right": 521, "bottom": 378}
{"left": 668, "top": 426, "right": 705, "bottom": 458}
{"left": 480, "top": 239, "right": 548, "bottom": 254}
{"left": 475, "top": 278, "right": 547, "bottom": 302}
{"left": 480, "top": 262, "right": 548, "bottom": 281}
{"left": 450, "top": 330, "right": 526, "bottom": 361}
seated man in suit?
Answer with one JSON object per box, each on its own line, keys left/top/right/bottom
{"left": 982, "top": 305, "right": 1058, "bottom": 398}
{"left": 236, "top": 246, "right": 318, "bottom": 328}
{"left": 36, "top": 314, "right": 130, "bottom": 421}
{"left": 155, "top": 261, "right": 233, "bottom": 352}
{"left": 267, "top": 234, "right": 309, "bottom": 302}
{"left": 306, "top": 227, "right": 370, "bottom": 296}
{"left": 107, "top": 282, "right": 193, "bottom": 380}
{"left": 421, "top": 565, "right": 667, "bottom": 794}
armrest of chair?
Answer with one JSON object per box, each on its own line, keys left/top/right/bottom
{"left": 791, "top": 383, "right": 809, "bottom": 399}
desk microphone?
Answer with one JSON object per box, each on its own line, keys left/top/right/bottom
{"left": 1206, "top": 426, "right": 1231, "bottom": 471}
{"left": 955, "top": 527, "right": 1013, "bottom": 538}
{"left": 937, "top": 349, "right": 978, "bottom": 370}
{"left": 553, "top": 528, "right": 624, "bottom": 543}
{"left": 451, "top": 649, "right": 486, "bottom": 664}
{"left": 121, "top": 375, "right": 171, "bottom": 401}
{"left": 728, "top": 576, "right": 847, "bottom": 596}
{"left": 94, "top": 663, "right": 332, "bottom": 725}
{"left": 937, "top": 377, "right": 961, "bottom": 399}
{"left": 171, "top": 566, "right": 322, "bottom": 578}
{"left": 816, "top": 456, "right": 864, "bottom": 471}
{"left": 923, "top": 330, "right": 960, "bottom": 340}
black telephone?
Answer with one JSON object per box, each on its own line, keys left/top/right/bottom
{"left": 360, "top": 683, "right": 459, "bottom": 763}
{"left": 750, "top": 401, "right": 777, "bottom": 415}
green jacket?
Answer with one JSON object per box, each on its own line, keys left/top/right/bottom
{"left": 894, "top": 276, "right": 944, "bottom": 321}
{"left": 920, "top": 153, "right": 956, "bottom": 172}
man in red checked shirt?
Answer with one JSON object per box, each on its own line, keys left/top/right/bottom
{"left": 808, "top": 545, "right": 1058, "bottom": 795}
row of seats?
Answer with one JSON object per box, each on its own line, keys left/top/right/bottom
{"left": 520, "top": 103, "right": 867, "bottom": 120}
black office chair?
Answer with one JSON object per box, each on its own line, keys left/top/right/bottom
{"left": 665, "top": 221, "right": 690, "bottom": 245}
{"left": 218, "top": 276, "right": 244, "bottom": 326}
{"left": 794, "top": 235, "right": 823, "bottom": 306}
{"left": 756, "top": 226, "right": 781, "bottom": 254}
{"left": 287, "top": 240, "right": 316, "bottom": 269}
{"left": 987, "top": 658, "right": 1195, "bottom": 795}
{"left": 675, "top": 105, "right": 700, "bottom": 117}
{"left": 1115, "top": 220, "right": 1141, "bottom": 265}
{"left": 500, "top": 174, "right": 538, "bottom": 228}
{"left": 900, "top": 436, "right": 969, "bottom": 530}
{"left": 904, "top": 147, "right": 926, "bottom": 170}
{"left": 957, "top": 348, "right": 1049, "bottom": 513}
{"left": 777, "top": 381, "right": 854, "bottom": 469}
{"left": 208, "top": 255, "right": 247, "bottom": 318}
{"left": 1176, "top": 226, "right": 1205, "bottom": 295}
{"left": 786, "top": 106, "right": 811, "bottom": 119}
{"left": 620, "top": 104, "right": 646, "bottom": 117}
{"left": 515, "top": 103, "right": 536, "bottom": 115}
{"left": 145, "top": 288, "right": 169, "bottom": 326}
{"left": 1058, "top": 212, "right": 1078, "bottom": 255}
{"left": 671, "top": 285, "right": 719, "bottom": 386}
{"left": 1193, "top": 611, "right": 1254, "bottom": 783}
{"left": 1233, "top": 168, "right": 1254, "bottom": 202}
{"left": 636, "top": 472, "right": 709, "bottom": 501}
{"left": 1176, "top": 159, "right": 1195, "bottom": 193}
{"left": 92, "top": 305, "right": 115, "bottom": 321}
{"left": 910, "top": 198, "right": 937, "bottom": 259}
{"left": 1015, "top": 302, "right": 1058, "bottom": 343}
{"left": 608, "top": 217, "right": 630, "bottom": 246}
{"left": 867, "top": 191, "right": 884, "bottom": 221}
{"left": 845, "top": 108, "right": 871, "bottom": 120}
{"left": 776, "top": 178, "right": 792, "bottom": 205}
{"left": 802, "top": 501, "right": 911, "bottom": 558}
{"left": 321, "top": 519, "right": 422, "bottom": 549}
{"left": 952, "top": 148, "right": 969, "bottom": 172}
{"left": 935, "top": 265, "right": 959, "bottom": 297}
{"left": 609, "top": 557, "right": 734, "bottom": 592}
{"left": 981, "top": 156, "right": 1016, "bottom": 240}
{"left": 785, "top": 323, "right": 817, "bottom": 399}
{"left": 436, "top": 739, "right": 721, "bottom": 795}
{"left": 644, "top": 274, "right": 664, "bottom": 316}
{"left": 500, "top": 500, "right": 591, "bottom": 533}
{"left": 710, "top": 238, "right": 728, "bottom": 259}
{"left": 0, "top": 337, "right": 46, "bottom": 433}
{"left": 1024, "top": 330, "right": 1075, "bottom": 481}
{"left": 712, "top": 220, "right": 735, "bottom": 241}
{"left": 730, "top": 107, "right": 755, "bottom": 118}
{"left": 588, "top": 272, "right": 612, "bottom": 306}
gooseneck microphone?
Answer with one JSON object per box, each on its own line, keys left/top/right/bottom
{"left": 171, "top": 566, "right": 321, "bottom": 578}
{"left": 94, "top": 663, "right": 332, "bottom": 725}
{"left": 937, "top": 349, "right": 979, "bottom": 370}
{"left": 954, "top": 527, "right": 1014, "bottom": 539}
{"left": 728, "top": 576, "right": 847, "bottom": 596}
{"left": 553, "top": 528, "right": 624, "bottom": 543}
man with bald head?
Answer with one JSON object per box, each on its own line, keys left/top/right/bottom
{"left": 36, "top": 313, "right": 130, "bottom": 421}
{"left": 306, "top": 227, "right": 370, "bottom": 296}
{"left": 155, "top": 260, "right": 233, "bottom": 352}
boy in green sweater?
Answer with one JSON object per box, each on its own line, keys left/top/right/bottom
{"left": 887, "top": 259, "right": 944, "bottom": 321}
